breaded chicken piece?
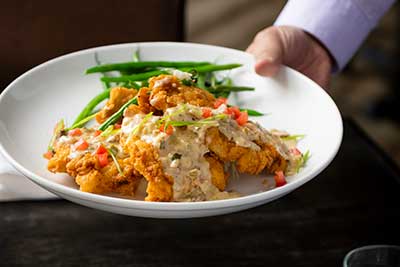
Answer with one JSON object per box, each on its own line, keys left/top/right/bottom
{"left": 205, "top": 127, "right": 287, "bottom": 175}
{"left": 205, "top": 154, "right": 228, "bottom": 191}
{"left": 124, "top": 137, "right": 173, "bottom": 202}
{"left": 148, "top": 75, "right": 215, "bottom": 111}
{"left": 47, "top": 143, "right": 71, "bottom": 173}
{"left": 137, "top": 87, "right": 156, "bottom": 114}
{"left": 123, "top": 87, "right": 160, "bottom": 117}
{"left": 65, "top": 152, "right": 141, "bottom": 196}
{"left": 96, "top": 87, "right": 137, "bottom": 123}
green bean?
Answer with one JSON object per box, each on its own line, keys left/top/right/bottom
{"left": 196, "top": 73, "right": 206, "bottom": 89}
{"left": 208, "top": 85, "right": 254, "bottom": 92}
{"left": 98, "top": 96, "right": 138, "bottom": 131}
{"left": 239, "top": 108, "right": 264, "bottom": 116}
{"left": 94, "top": 52, "right": 112, "bottom": 89}
{"left": 101, "top": 70, "right": 169, "bottom": 83}
{"left": 101, "top": 64, "right": 242, "bottom": 83}
{"left": 72, "top": 89, "right": 110, "bottom": 125}
{"left": 86, "top": 61, "right": 210, "bottom": 74}
{"left": 180, "top": 63, "right": 242, "bottom": 73}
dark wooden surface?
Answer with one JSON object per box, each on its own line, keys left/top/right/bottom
{"left": 1, "top": 119, "right": 400, "bottom": 267}
{"left": 0, "top": 0, "right": 184, "bottom": 90}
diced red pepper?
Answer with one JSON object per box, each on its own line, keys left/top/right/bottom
{"left": 290, "top": 148, "right": 302, "bottom": 156}
{"left": 274, "top": 171, "right": 287, "bottom": 187}
{"left": 236, "top": 111, "right": 248, "bottom": 126}
{"left": 225, "top": 106, "right": 241, "bottom": 119}
{"left": 202, "top": 107, "right": 212, "bottom": 118}
{"left": 159, "top": 124, "right": 174, "bottom": 135}
{"left": 74, "top": 139, "right": 89, "bottom": 151}
{"left": 214, "top": 98, "right": 227, "bottom": 108}
{"left": 230, "top": 106, "right": 241, "bottom": 118}
{"left": 96, "top": 145, "right": 107, "bottom": 155}
{"left": 68, "top": 128, "right": 82, "bottom": 136}
{"left": 97, "top": 153, "right": 109, "bottom": 167}
{"left": 93, "top": 130, "right": 102, "bottom": 137}
{"left": 114, "top": 124, "right": 121, "bottom": 129}
{"left": 43, "top": 151, "right": 53, "bottom": 159}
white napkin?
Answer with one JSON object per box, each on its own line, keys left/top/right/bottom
{"left": 0, "top": 152, "right": 58, "bottom": 201}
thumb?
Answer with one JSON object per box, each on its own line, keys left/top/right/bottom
{"left": 246, "top": 27, "right": 284, "bottom": 77}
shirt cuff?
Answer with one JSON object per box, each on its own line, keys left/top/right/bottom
{"left": 274, "top": 0, "right": 394, "bottom": 72}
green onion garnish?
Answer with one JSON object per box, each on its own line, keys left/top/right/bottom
{"left": 281, "top": 134, "right": 305, "bottom": 141}
{"left": 48, "top": 119, "right": 65, "bottom": 151}
{"left": 107, "top": 148, "right": 123, "bottom": 176}
{"left": 296, "top": 150, "right": 311, "bottom": 173}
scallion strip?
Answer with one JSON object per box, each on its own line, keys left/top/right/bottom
{"left": 281, "top": 134, "right": 305, "bottom": 141}
{"left": 296, "top": 150, "right": 311, "bottom": 173}
{"left": 130, "top": 112, "right": 153, "bottom": 136}
{"left": 98, "top": 96, "right": 138, "bottom": 131}
{"left": 67, "top": 112, "right": 97, "bottom": 130}
{"left": 48, "top": 119, "right": 65, "bottom": 151}
{"left": 107, "top": 148, "right": 123, "bottom": 176}
{"left": 72, "top": 89, "right": 110, "bottom": 125}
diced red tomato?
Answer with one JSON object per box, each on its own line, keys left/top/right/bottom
{"left": 74, "top": 139, "right": 89, "bottom": 151}
{"left": 202, "top": 107, "right": 212, "bottom": 118}
{"left": 230, "top": 106, "right": 241, "bottom": 118}
{"left": 93, "top": 130, "right": 102, "bottom": 137}
{"left": 96, "top": 145, "right": 107, "bottom": 155}
{"left": 159, "top": 124, "right": 174, "bottom": 135}
{"left": 214, "top": 98, "right": 227, "bottom": 108}
{"left": 290, "top": 148, "right": 302, "bottom": 156}
{"left": 68, "top": 128, "right": 82, "bottom": 136}
{"left": 114, "top": 124, "right": 121, "bottom": 129}
{"left": 274, "top": 171, "right": 287, "bottom": 187}
{"left": 97, "top": 153, "right": 109, "bottom": 167}
{"left": 225, "top": 106, "right": 241, "bottom": 119}
{"left": 236, "top": 111, "right": 248, "bottom": 126}
{"left": 43, "top": 151, "right": 53, "bottom": 159}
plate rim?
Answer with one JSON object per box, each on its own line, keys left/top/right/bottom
{"left": 0, "top": 41, "right": 343, "bottom": 211}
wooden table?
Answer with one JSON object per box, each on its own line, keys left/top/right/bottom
{"left": 1, "top": 119, "right": 400, "bottom": 267}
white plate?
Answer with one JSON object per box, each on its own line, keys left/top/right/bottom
{"left": 0, "top": 42, "right": 342, "bottom": 218}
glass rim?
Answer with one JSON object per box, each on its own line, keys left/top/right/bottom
{"left": 343, "top": 245, "right": 400, "bottom": 267}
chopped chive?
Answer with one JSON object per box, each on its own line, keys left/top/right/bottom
{"left": 67, "top": 112, "right": 97, "bottom": 130}
{"left": 281, "top": 134, "right": 305, "bottom": 141}
{"left": 48, "top": 119, "right": 65, "bottom": 151}
{"left": 131, "top": 112, "right": 153, "bottom": 136}
{"left": 98, "top": 96, "right": 138, "bottom": 131}
{"left": 167, "top": 114, "right": 228, "bottom": 127}
{"left": 296, "top": 150, "right": 311, "bottom": 173}
{"left": 101, "top": 125, "right": 114, "bottom": 137}
{"left": 107, "top": 148, "right": 123, "bottom": 176}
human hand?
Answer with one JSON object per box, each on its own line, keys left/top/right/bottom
{"left": 246, "top": 26, "right": 333, "bottom": 89}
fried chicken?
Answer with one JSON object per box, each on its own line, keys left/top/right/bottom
{"left": 66, "top": 152, "right": 141, "bottom": 196}
{"left": 205, "top": 154, "right": 228, "bottom": 191}
{"left": 205, "top": 127, "right": 287, "bottom": 175}
{"left": 148, "top": 75, "right": 215, "bottom": 111}
{"left": 124, "top": 137, "right": 173, "bottom": 202}
{"left": 47, "top": 143, "right": 70, "bottom": 173}
{"left": 96, "top": 87, "right": 137, "bottom": 123}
